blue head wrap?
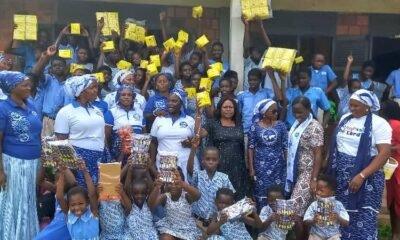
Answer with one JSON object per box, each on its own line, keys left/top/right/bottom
{"left": 170, "top": 88, "right": 187, "bottom": 114}
{"left": 350, "top": 89, "right": 380, "bottom": 112}
{"left": 112, "top": 69, "right": 134, "bottom": 89}
{"left": 0, "top": 71, "right": 28, "bottom": 94}
{"left": 252, "top": 99, "right": 276, "bottom": 122}
{"left": 115, "top": 84, "right": 136, "bottom": 105}
{"left": 64, "top": 74, "right": 97, "bottom": 97}
{"left": 152, "top": 73, "right": 175, "bottom": 91}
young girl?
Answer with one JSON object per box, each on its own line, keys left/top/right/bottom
{"left": 148, "top": 169, "right": 202, "bottom": 240}
{"left": 206, "top": 188, "right": 260, "bottom": 240}
{"left": 56, "top": 161, "right": 99, "bottom": 239}
{"left": 122, "top": 179, "right": 158, "bottom": 240}
{"left": 258, "top": 185, "right": 289, "bottom": 240}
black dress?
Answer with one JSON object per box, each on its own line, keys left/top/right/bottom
{"left": 204, "top": 119, "right": 248, "bottom": 199}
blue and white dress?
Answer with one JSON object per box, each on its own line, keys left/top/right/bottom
{"left": 156, "top": 192, "right": 201, "bottom": 240}
{"left": 123, "top": 202, "right": 158, "bottom": 240}
{"left": 258, "top": 205, "right": 288, "bottom": 240}
{"left": 99, "top": 200, "right": 125, "bottom": 240}
{"left": 216, "top": 214, "right": 252, "bottom": 240}
{"left": 248, "top": 121, "right": 288, "bottom": 209}
{"left": 67, "top": 207, "right": 99, "bottom": 240}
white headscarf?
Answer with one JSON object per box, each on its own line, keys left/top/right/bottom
{"left": 350, "top": 89, "right": 380, "bottom": 112}
{"left": 64, "top": 74, "right": 97, "bottom": 97}
{"left": 112, "top": 69, "right": 134, "bottom": 89}
{"left": 252, "top": 99, "right": 276, "bottom": 122}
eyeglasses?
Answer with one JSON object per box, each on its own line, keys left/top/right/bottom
{"left": 267, "top": 109, "right": 278, "bottom": 114}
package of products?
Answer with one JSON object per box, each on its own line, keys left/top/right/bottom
{"left": 199, "top": 78, "right": 212, "bottom": 92}
{"left": 102, "top": 41, "right": 116, "bottom": 52}
{"left": 116, "top": 60, "right": 132, "bottom": 70}
{"left": 150, "top": 55, "right": 161, "bottom": 67}
{"left": 185, "top": 88, "right": 197, "bottom": 98}
{"left": 96, "top": 12, "right": 120, "bottom": 36}
{"left": 163, "top": 37, "right": 176, "bottom": 51}
{"left": 118, "top": 126, "right": 133, "bottom": 154}
{"left": 58, "top": 49, "right": 73, "bottom": 59}
{"left": 70, "top": 23, "right": 81, "bottom": 35}
{"left": 145, "top": 35, "right": 157, "bottom": 48}
{"left": 261, "top": 47, "right": 297, "bottom": 74}
{"left": 241, "top": 0, "right": 273, "bottom": 20}
{"left": 195, "top": 35, "right": 209, "bottom": 48}
{"left": 130, "top": 134, "right": 152, "bottom": 166}
{"left": 92, "top": 72, "right": 105, "bottom": 83}
{"left": 196, "top": 91, "right": 211, "bottom": 108}
{"left": 13, "top": 14, "right": 37, "bottom": 41}
{"left": 316, "top": 197, "right": 336, "bottom": 226}
{"left": 159, "top": 151, "right": 178, "bottom": 183}
{"left": 177, "top": 30, "right": 189, "bottom": 44}
{"left": 47, "top": 140, "right": 80, "bottom": 169}
{"left": 99, "top": 162, "right": 121, "bottom": 201}
{"left": 276, "top": 199, "right": 296, "bottom": 230}
{"left": 192, "top": 6, "right": 203, "bottom": 19}
{"left": 41, "top": 136, "right": 58, "bottom": 168}
{"left": 221, "top": 198, "right": 256, "bottom": 221}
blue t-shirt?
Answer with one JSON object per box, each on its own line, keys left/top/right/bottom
{"left": 92, "top": 99, "right": 109, "bottom": 114}
{"left": 386, "top": 69, "right": 400, "bottom": 98}
{"left": 0, "top": 98, "right": 42, "bottom": 159}
{"left": 39, "top": 74, "right": 67, "bottom": 118}
{"left": 237, "top": 88, "right": 274, "bottom": 133}
{"left": 29, "top": 88, "right": 44, "bottom": 120}
{"left": 310, "top": 65, "right": 337, "bottom": 91}
{"left": 143, "top": 93, "right": 168, "bottom": 114}
{"left": 14, "top": 45, "right": 36, "bottom": 74}
{"left": 285, "top": 87, "right": 330, "bottom": 127}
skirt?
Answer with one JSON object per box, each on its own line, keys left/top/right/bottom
{"left": 73, "top": 146, "right": 103, "bottom": 188}
{"left": 0, "top": 154, "right": 40, "bottom": 240}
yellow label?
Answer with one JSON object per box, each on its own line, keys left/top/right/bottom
{"left": 140, "top": 60, "right": 149, "bottom": 68}
{"left": 125, "top": 23, "right": 145, "bottom": 43}
{"left": 207, "top": 68, "right": 221, "bottom": 79}
{"left": 13, "top": 14, "right": 37, "bottom": 41}
{"left": 150, "top": 55, "right": 161, "bottom": 68}
{"left": 210, "top": 62, "right": 223, "bottom": 73}
{"left": 102, "top": 41, "right": 115, "bottom": 52}
{"left": 262, "top": 47, "right": 297, "bottom": 73}
{"left": 58, "top": 49, "right": 73, "bottom": 59}
{"left": 70, "top": 63, "right": 86, "bottom": 73}
{"left": 163, "top": 38, "right": 176, "bottom": 51}
{"left": 196, "top": 91, "right": 211, "bottom": 108}
{"left": 185, "top": 88, "right": 197, "bottom": 98}
{"left": 294, "top": 56, "right": 304, "bottom": 64}
{"left": 195, "top": 35, "right": 209, "bottom": 48}
{"left": 117, "top": 60, "right": 132, "bottom": 70}
{"left": 199, "top": 78, "right": 212, "bottom": 92}
{"left": 145, "top": 35, "right": 157, "bottom": 48}
{"left": 177, "top": 30, "right": 189, "bottom": 44}
{"left": 70, "top": 23, "right": 81, "bottom": 35}
{"left": 93, "top": 72, "right": 105, "bottom": 83}
{"left": 192, "top": 5, "right": 203, "bottom": 19}
{"left": 96, "top": 12, "right": 120, "bottom": 36}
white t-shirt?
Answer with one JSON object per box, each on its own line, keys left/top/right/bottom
{"left": 337, "top": 113, "right": 392, "bottom": 157}
{"left": 54, "top": 103, "right": 105, "bottom": 151}
{"left": 107, "top": 105, "right": 145, "bottom": 132}
{"left": 104, "top": 91, "right": 147, "bottom": 111}
{"left": 150, "top": 115, "right": 199, "bottom": 180}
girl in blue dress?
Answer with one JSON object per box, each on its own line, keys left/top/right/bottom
{"left": 56, "top": 161, "right": 100, "bottom": 240}
{"left": 248, "top": 99, "right": 288, "bottom": 209}
{"left": 148, "top": 169, "right": 202, "bottom": 240}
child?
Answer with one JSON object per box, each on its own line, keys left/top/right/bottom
{"left": 206, "top": 188, "right": 259, "bottom": 240}
{"left": 148, "top": 169, "right": 202, "bottom": 240}
{"left": 187, "top": 140, "right": 235, "bottom": 235}
{"left": 213, "top": 77, "right": 236, "bottom": 108}
{"left": 56, "top": 161, "right": 99, "bottom": 239}
{"left": 309, "top": 53, "right": 337, "bottom": 94}
{"left": 97, "top": 65, "right": 113, "bottom": 99}
{"left": 122, "top": 180, "right": 158, "bottom": 240}
{"left": 257, "top": 185, "right": 288, "bottom": 240}
{"left": 304, "top": 175, "right": 349, "bottom": 240}
{"left": 386, "top": 67, "right": 400, "bottom": 105}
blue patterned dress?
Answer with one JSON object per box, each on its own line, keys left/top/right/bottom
{"left": 99, "top": 200, "right": 125, "bottom": 240}
{"left": 123, "top": 202, "right": 158, "bottom": 240}
{"left": 156, "top": 192, "right": 201, "bottom": 240}
{"left": 248, "top": 121, "right": 288, "bottom": 209}
{"left": 217, "top": 215, "right": 252, "bottom": 240}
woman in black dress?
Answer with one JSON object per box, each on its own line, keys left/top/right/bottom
{"left": 199, "top": 97, "right": 248, "bottom": 199}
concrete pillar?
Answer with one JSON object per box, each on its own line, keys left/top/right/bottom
{"left": 229, "top": 0, "right": 244, "bottom": 91}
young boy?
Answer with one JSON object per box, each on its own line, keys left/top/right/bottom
{"left": 258, "top": 185, "right": 289, "bottom": 240}
{"left": 386, "top": 67, "right": 400, "bottom": 105}
{"left": 304, "top": 175, "right": 349, "bottom": 240}
{"left": 309, "top": 53, "right": 337, "bottom": 94}
{"left": 187, "top": 139, "right": 235, "bottom": 236}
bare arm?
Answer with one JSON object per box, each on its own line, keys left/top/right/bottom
{"left": 279, "top": 74, "right": 288, "bottom": 121}
{"left": 242, "top": 16, "right": 250, "bottom": 59}
{"left": 187, "top": 138, "right": 199, "bottom": 177}
{"left": 55, "top": 171, "right": 69, "bottom": 214}
{"left": 96, "top": 52, "right": 105, "bottom": 71}
{"left": 105, "top": 125, "right": 112, "bottom": 150}
{"left": 248, "top": 148, "right": 255, "bottom": 178}
{"left": 81, "top": 162, "right": 98, "bottom": 216}
{"left": 117, "top": 182, "right": 133, "bottom": 214}
{"left": 241, "top": 211, "right": 262, "bottom": 228}
{"left": 174, "top": 51, "right": 182, "bottom": 80}
{"left": 148, "top": 179, "right": 167, "bottom": 211}
{"left": 93, "top": 18, "right": 104, "bottom": 49}
{"left": 182, "top": 181, "right": 201, "bottom": 203}
{"left": 342, "top": 55, "right": 353, "bottom": 86}
{"left": 54, "top": 25, "right": 69, "bottom": 48}
{"left": 149, "top": 138, "right": 158, "bottom": 167}
{"left": 159, "top": 11, "right": 168, "bottom": 41}
{"left": 0, "top": 133, "right": 5, "bottom": 188}
{"left": 207, "top": 214, "right": 228, "bottom": 235}
{"left": 325, "top": 81, "right": 337, "bottom": 95}
{"left": 268, "top": 69, "right": 282, "bottom": 102}
{"left": 31, "top": 45, "right": 57, "bottom": 78}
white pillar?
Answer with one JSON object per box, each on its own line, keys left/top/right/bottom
{"left": 229, "top": 0, "right": 244, "bottom": 91}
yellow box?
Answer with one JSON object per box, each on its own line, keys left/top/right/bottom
{"left": 261, "top": 47, "right": 297, "bottom": 73}
{"left": 70, "top": 23, "right": 81, "bottom": 35}
{"left": 240, "top": 0, "right": 272, "bottom": 20}
{"left": 93, "top": 72, "right": 105, "bottom": 83}
{"left": 163, "top": 38, "right": 176, "bottom": 51}
{"left": 196, "top": 91, "right": 211, "bottom": 108}
{"left": 102, "top": 41, "right": 115, "bottom": 52}
{"left": 174, "top": 41, "right": 184, "bottom": 53}
{"left": 125, "top": 23, "right": 137, "bottom": 41}
{"left": 192, "top": 5, "right": 203, "bottom": 19}
{"left": 199, "top": 78, "right": 212, "bottom": 92}
{"left": 96, "top": 12, "right": 120, "bottom": 36}
{"left": 177, "top": 30, "right": 189, "bottom": 44}
{"left": 147, "top": 63, "right": 159, "bottom": 76}
{"left": 117, "top": 60, "right": 132, "bottom": 70}
{"left": 207, "top": 68, "right": 221, "bottom": 79}
{"left": 13, "top": 14, "right": 37, "bottom": 41}
{"left": 140, "top": 60, "right": 149, "bottom": 68}
{"left": 195, "top": 35, "right": 209, "bottom": 48}
{"left": 135, "top": 26, "right": 146, "bottom": 43}
{"left": 70, "top": 63, "right": 86, "bottom": 73}
{"left": 145, "top": 35, "right": 157, "bottom": 48}
{"left": 185, "top": 88, "right": 197, "bottom": 98}
{"left": 294, "top": 56, "right": 304, "bottom": 64}
{"left": 210, "top": 62, "right": 223, "bottom": 73}
{"left": 150, "top": 55, "right": 161, "bottom": 68}
{"left": 58, "top": 49, "right": 73, "bottom": 59}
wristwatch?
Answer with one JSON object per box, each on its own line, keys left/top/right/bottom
{"left": 312, "top": 177, "right": 318, "bottom": 182}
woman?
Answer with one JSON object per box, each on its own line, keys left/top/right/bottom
{"left": 105, "top": 84, "right": 146, "bottom": 165}
{"left": 381, "top": 100, "right": 400, "bottom": 239}
{"left": 328, "top": 89, "right": 392, "bottom": 240}
{"left": 150, "top": 89, "right": 198, "bottom": 181}
{"left": 199, "top": 97, "right": 247, "bottom": 199}
{"left": 0, "top": 71, "right": 42, "bottom": 239}
{"left": 54, "top": 74, "right": 105, "bottom": 187}
{"left": 285, "top": 96, "right": 323, "bottom": 239}
{"left": 248, "top": 99, "right": 288, "bottom": 209}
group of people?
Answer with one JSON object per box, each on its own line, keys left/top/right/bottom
{"left": 0, "top": 7, "right": 400, "bottom": 240}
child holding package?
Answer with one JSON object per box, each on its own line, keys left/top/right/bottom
{"left": 304, "top": 175, "right": 349, "bottom": 240}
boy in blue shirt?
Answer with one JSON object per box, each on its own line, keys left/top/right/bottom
{"left": 310, "top": 53, "right": 337, "bottom": 94}
{"left": 386, "top": 68, "right": 400, "bottom": 105}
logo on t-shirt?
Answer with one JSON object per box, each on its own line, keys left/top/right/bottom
{"left": 261, "top": 128, "right": 278, "bottom": 145}
{"left": 179, "top": 121, "right": 188, "bottom": 128}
